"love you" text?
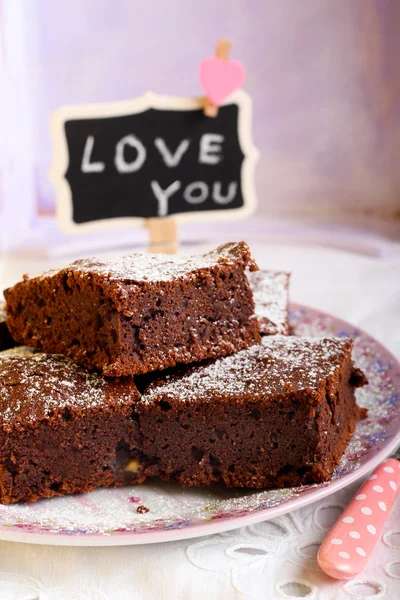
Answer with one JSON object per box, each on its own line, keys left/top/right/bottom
{"left": 80, "top": 133, "right": 238, "bottom": 216}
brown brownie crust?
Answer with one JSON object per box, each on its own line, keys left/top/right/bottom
{"left": 4, "top": 242, "right": 260, "bottom": 377}
{"left": 137, "top": 336, "right": 367, "bottom": 489}
{"left": 0, "top": 348, "right": 143, "bottom": 504}
{"left": 248, "top": 270, "right": 290, "bottom": 335}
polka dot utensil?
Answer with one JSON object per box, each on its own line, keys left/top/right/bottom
{"left": 318, "top": 451, "right": 400, "bottom": 579}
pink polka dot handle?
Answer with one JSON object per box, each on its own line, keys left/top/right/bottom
{"left": 318, "top": 458, "right": 400, "bottom": 580}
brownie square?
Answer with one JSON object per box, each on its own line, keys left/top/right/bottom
{"left": 0, "top": 348, "right": 143, "bottom": 504}
{"left": 0, "top": 302, "right": 15, "bottom": 352}
{"left": 4, "top": 242, "right": 260, "bottom": 377}
{"left": 248, "top": 270, "right": 290, "bottom": 335}
{"left": 137, "top": 336, "right": 367, "bottom": 489}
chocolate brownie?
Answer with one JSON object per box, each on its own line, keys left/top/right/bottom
{"left": 4, "top": 242, "right": 260, "bottom": 377}
{"left": 137, "top": 336, "right": 367, "bottom": 489}
{"left": 0, "top": 302, "right": 15, "bottom": 351}
{"left": 248, "top": 270, "right": 290, "bottom": 335}
{"left": 0, "top": 348, "right": 143, "bottom": 504}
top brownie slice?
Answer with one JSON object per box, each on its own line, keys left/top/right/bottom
{"left": 248, "top": 270, "right": 290, "bottom": 335}
{"left": 4, "top": 242, "right": 261, "bottom": 376}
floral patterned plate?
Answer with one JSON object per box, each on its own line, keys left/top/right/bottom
{"left": 0, "top": 304, "right": 399, "bottom": 546}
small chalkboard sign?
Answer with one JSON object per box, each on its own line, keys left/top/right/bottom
{"left": 49, "top": 90, "right": 258, "bottom": 240}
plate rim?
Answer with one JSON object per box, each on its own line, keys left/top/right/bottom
{"left": 0, "top": 303, "right": 399, "bottom": 546}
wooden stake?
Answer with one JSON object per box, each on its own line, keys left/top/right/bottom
{"left": 203, "top": 38, "right": 232, "bottom": 118}
{"left": 146, "top": 218, "right": 178, "bottom": 254}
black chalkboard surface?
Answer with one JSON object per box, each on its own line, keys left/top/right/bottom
{"left": 50, "top": 91, "right": 258, "bottom": 233}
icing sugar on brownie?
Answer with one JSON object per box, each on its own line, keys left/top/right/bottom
{"left": 142, "top": 336, "right": 353, "bottom": 402}
{"left": 42, "top": 242, "right": 256, "bottom": 284}
{"left": 0, "top": 348, "right": 137, "bottom": 427}
{"left": 248, "top": 270, "right": 290, "bottom": 335}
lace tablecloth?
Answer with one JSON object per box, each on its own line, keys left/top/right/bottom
{"left": 0, "top": 234, "right": 399, "bottom": 600}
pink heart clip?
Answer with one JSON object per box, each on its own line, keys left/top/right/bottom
{"left": 199, "top": 56, "right": 246, "bottom": 106}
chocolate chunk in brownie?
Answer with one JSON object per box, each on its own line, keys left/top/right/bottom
{"left": 0, "top": 348, "right": 143, "bottom": 504}
{"left": 4, "top": 242, "right": 260, "bottom": 377}
{"left": 248, "top": 270, "right": 290, "bottom": 335}
{"left": 137, "top": 336, "right": 367, "bottom": 489}
{"left": 0, "top": 302, "right": 15, "bottom": 351}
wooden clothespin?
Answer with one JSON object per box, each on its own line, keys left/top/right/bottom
{"left": 146, "top": 218, "right": 178, "bottom": 254}
{"left": 203, "top": 38, "right": 232, "bottom": 118}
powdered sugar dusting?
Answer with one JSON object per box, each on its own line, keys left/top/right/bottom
{"left": 39, "top": 242, "right": 252, "bottom": 284}
{"left": 248, "top": 270, "right": 290, "bottom": 335}
{"left": 0, "top": 348, "right": 137, "bottom": 427}
{"left": 142, "top": 336, "right": 351, "bottom": 403}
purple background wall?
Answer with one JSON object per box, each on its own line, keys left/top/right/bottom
{"left": 2, "top": 0, "right": 400, "bottom": 226}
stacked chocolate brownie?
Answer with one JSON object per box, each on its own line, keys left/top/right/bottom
{"left": 0, "top": 242, "right": 367, "bottom": 504}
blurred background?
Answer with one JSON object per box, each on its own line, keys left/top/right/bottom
{"left": 0, "top": 0, "right": 400, "bottom": 256}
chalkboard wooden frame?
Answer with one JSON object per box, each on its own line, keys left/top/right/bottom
{"left": 49, "top": 90, "right": 258, "bottom": 234}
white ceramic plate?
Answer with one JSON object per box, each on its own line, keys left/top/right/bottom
{"left": 0, "top": 303, "right": 399, "bottom": 546}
